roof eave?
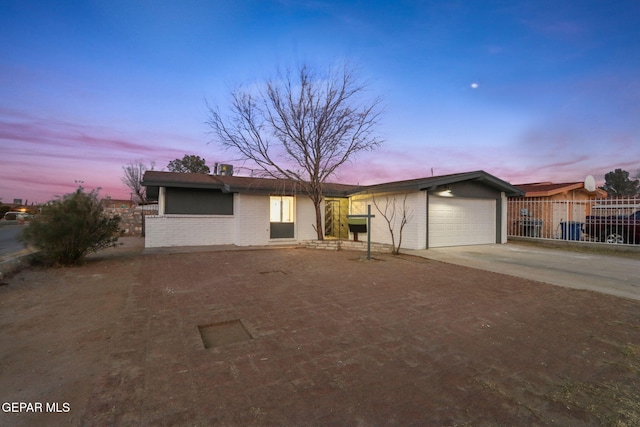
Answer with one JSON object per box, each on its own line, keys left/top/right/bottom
{"left": 141, "top": 179, "right": 226, "bottom": 191}
{"left": 348, "top": 171, "right": 524, "bottom": 197}
{"left": 419, "top": 171, "right": 525, "bottom": 197}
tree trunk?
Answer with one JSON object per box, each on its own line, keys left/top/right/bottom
{"left": 314, "top": 199, "right": 324, "bottom": 240}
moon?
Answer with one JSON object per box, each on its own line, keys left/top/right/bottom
{"left": 470, "top": 82, "right": 479, "bottom": 89}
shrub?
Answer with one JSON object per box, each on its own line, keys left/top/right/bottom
{"left": 0, "top": 204, "right": 10, "bottom": 218}
{"left": 22, "top": 188, "right": 122, "bottom": 266}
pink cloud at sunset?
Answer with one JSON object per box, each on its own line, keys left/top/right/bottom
{"left": 1, "top": 110, "right": 208, "bottom": 203}
{"left": 1, "top": 1, "right": 639, "bottom": 204}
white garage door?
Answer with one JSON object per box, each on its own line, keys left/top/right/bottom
{"left": 429, "top": 196, "right": 496, "bottom": 248}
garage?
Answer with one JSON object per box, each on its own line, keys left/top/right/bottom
{"left": 347, "top": 171, "right": 524, "bottom": 250}
{"left": 428, "top": 196, "right": 496, "bottom": 247}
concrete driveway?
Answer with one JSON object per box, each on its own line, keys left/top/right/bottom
{"left": 409, "top": 243, "right": 640, "bottom": 301}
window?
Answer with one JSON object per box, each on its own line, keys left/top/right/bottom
{"left": 270, "top": 196, "right": 294, "bottom": 223}
{"left": 270, "top": 196, "right": 295, "bottom": 239}
{"left": 165, "top": 188, "right": 233, "bottom": 215}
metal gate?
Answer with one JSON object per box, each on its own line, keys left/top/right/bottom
{"left": 508, "top": 197, "right": 640, "bottom": 245}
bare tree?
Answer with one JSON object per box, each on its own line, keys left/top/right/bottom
{"left": 206, "top": 62, "right": 383, "bottom": 240}
{"left": 372, "top": 193, "right": 412, "bottom": 255}
{"left": 121, "top": 160, "right": 154, "bottom": 204}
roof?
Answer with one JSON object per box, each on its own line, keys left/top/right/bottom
{"left": 351, "top": 170, "right": 524, "bottom": 197}
{"left": 141, "top": 171, "right": 359, "bottom": 197}
{"left": 514, "top": 181, "right": 607, "bottom": 197}
{"left": 142, "top": 170, "right": 524, "bottom": 197}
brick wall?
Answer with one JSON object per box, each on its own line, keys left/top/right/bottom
{"left": 233, "top": 194, "right": 270, "bottom": 246}
{"left": 141, "top": 194, "right": 321, "bottom": 248}
{"left": 145, "top": 215, "right": 235, "bottom": 247}
{"left": 305, "top": 239, "right": 393, "bottom": 253}
{"left": 349, "top": 191, "right": 425, "bottom": 250}
{"left": 103, "top": 206, "right": 155, "bottom": 236}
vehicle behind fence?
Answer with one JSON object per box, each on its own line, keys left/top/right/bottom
{"left": 508, "top": 197, "right": 640, "bottom": 245}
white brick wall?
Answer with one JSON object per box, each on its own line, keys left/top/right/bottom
{"left": 234, "top": 194, "right": 271, "bottom": 246}
{"left": 296, "top": 196, "right": 320, "bottom": 241}
{"left": 350, "top": 191, "right": 426, "bottom": 250}
{"left": 145, "top": 186, "right": 508, "bottom": 249}
{"left": 145, "top": 215, "right": 235, "bottom": 248}
{"left": 144, "top": 193, "right": 320, "bottom": 248}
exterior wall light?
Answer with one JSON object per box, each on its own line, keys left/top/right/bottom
{"left": 437, "top": 186, "right": 453, "bottom": 197}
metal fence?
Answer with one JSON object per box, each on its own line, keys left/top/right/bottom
{"left": 508, "top": 197, "right": 640, "bottom": 245}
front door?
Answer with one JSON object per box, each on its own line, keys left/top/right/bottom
{"left": 325, "top": 198, "right": 349, "bottom": 239}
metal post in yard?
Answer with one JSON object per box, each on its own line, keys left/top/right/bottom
{"left": 347, "top": 205, "right": 376, "bottom": 260}
{"left": 367, "top": 204, "right": 372, "bottom": 260}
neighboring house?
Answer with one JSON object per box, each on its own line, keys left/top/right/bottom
{"left": 508, "top": 179, "right": 607, "bottom": 239}
{"left": 142, "top": 170, "right": 523, "bottom": 249}
{"left": 514, "top": 181, "right": 607, "bottom": 199}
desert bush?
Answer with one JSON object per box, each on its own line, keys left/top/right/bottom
{"left": 22, "top": 188, "right": 121, "bottom": 266}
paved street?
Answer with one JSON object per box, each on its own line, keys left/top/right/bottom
{"left": 0, "top": 224, "right": 26, "bottom": 258}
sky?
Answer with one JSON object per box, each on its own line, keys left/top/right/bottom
{"left": 1, "top": 0, "right": 639, "bottom": 204}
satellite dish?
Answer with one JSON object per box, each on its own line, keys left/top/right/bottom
{"left": 584, "top": 175, "right": 596, "bottom": 192}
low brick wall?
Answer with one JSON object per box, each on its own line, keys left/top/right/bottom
{"left": 104, "top": 207, "right": 157, "bottom": 236}
{"left": 305, "top": 239, "right": 393, "bottom": 253}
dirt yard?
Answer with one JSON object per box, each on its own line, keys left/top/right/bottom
{"left": 1, "top": 239, "right": 639, "bottom": 426}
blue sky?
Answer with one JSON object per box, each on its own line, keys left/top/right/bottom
{"left": 1, "top": 0, "right": 639, "bottom": 203}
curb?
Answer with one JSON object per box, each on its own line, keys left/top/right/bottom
{"left": 0, "top": 249, "right": 39, "bottom": 281}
